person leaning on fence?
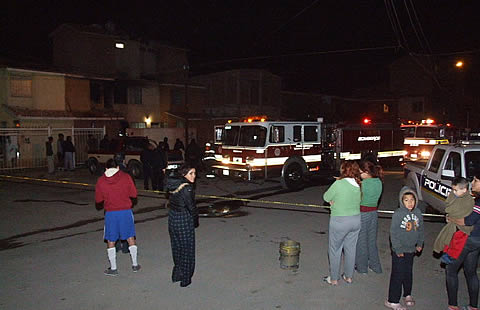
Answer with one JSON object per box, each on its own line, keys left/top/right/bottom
{"left": 323, "top": 161, "right": 362, "bottom": 286}
{"left": 95, "top": 158, "right": 140, "bottom": 276}
{"left": 46, "top": 136, "right": 55, "bottom": 174}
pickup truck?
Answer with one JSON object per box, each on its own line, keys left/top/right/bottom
{"left": 86, "top": 136, "right": 183, "bottom": 179}
{"left": 404, "top": 141, "right": 480, "bottom": 213}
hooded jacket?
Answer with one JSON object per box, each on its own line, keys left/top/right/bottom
{"left": 167, "top": 175, "right": 199, "bottom": 226}
{"left": 390, "top": 186, "right": 424, "bottom": 254}
{"left": 95, "top": 168, "right": 137, "bottom": 212}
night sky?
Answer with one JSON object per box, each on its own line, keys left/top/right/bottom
{"left": 2, "top": 1, "right": 479, "bottom": 95}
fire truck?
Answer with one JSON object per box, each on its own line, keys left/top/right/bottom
{"left": 332, "top": 118, "right": 406, "bottom": 166}
{"left": 210, "top": 117, "right": 406, "bottom": 189}
{"left": 401, "top": 119, "right": 449, "bottom": 161}
{"left": 210, "top": 117, "right": 335, "bottom": 189}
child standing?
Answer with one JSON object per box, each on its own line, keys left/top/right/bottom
{"left": 385, "top": 187, "right": 424, "bottom": 310}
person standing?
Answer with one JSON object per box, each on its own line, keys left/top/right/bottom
{"left": 323, "top": 161, "right": 362, "bottom": 285}
{"left": 174, "top": 138, "right": 185, "bottom": 151}
{"left": 63, "top": 136, "right": 75, "bottom": 171}
{"left": 185, "top": 138, "right": 202, "bottom": 170}
{"left": 46, "top": 136, "right": 55, "bottom": 174}
{"left": 152, "top": 145, "right": 167, "bottom": 191}
{"left": 355, "top": 160, "right": 384, "bottom": 274}
{"left": 385, "top": 187, "right": 424, "bottom": 310}
{"left": 95, "top": 158, "right": 140, "bottom": 276}
{"left": 140, "top": 144, "right": 155, "bottom": 190}
{"left": 446, "top": 173, "right": 480, "bottom": 310}
{"left": 162, "top": 137, "right": 170, "bottom": 152}
{"left": 100, "top": 135, "right": 110, "bottom": 150}
{"left": 167, "top": 164, "right": 199, "bottom": 287}
{"left": 57, "top": 133, "right": 64, "bottom": 170}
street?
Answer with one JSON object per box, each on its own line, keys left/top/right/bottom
{"left": 0, "top": 168, "right": 472, "bottom": 309}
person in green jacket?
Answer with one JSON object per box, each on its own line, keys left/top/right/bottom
{"left": 323, "top": 161, "right": 362, "bottom": 285}
{"left": 355, "top": 160, "right": 384, "bottom": 274}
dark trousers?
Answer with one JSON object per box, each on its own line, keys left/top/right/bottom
{"left": 143, "top": 166, "right": 155, "bottom": 190}
{"left": 446, "top": 236, "right": 480, "bottom": 307}
{"left": 168, "top": 210, "right": 195, "bottom": 285}
{"left": 152, "top": 169, "right": 165, "bottom": 191}
{"left": 388, "top": 252, "right": 414, "bottom": 303}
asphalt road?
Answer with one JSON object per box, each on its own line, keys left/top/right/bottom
{"left": 0, "top": 168, "right": 473, "bottom": 309}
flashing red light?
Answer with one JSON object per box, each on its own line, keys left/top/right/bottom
{"left": 363, "top": 118, "right": 372, "bottom": 125}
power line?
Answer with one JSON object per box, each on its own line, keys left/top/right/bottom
{"left": 409, "top": 0, "right": 432, "bottom": 54}
{"left": 270, "top": 0, "right": 321, "bottom": 36}
{"left": 404, "top": 0, "right": 426, "bottom": 53}
{"left": 195, "top": 45, "right": 399, "bottom": 68}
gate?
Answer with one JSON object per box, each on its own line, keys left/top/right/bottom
{"left": 0, "top": 127, "right": 105, "bottom": 171}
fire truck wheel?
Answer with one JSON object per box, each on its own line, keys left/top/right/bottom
{"left": 128, "top": 160, "right": 143, "bottom": 179}
{"left": 87, "top": 158, "right": 102, "bottom": 176}
{"left": 281, "top": 162, "right": 304, "bottom": 190}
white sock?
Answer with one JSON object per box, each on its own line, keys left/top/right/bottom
{"left": 129, "top": 245, "right": 138, "bottom": 266}
{"left": 107, "top": 247, "right": 117, "bottom": 270}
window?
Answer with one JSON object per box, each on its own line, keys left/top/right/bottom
{"left": 130, "top": 87, "right": 142, "bottom": 105}
{"left": 223, "top": 125, "right": 240, "bottom": 146}
{"left": 115, "top": 42, "right": 125, "bottom": 49}
{"left": 416, "top": 127, "right": 441, "bottom": 138}
{"left": 114, "top": 83, "right": 127, "bottom": 104}
{"left": 10, "top": 78, "right": 32, "bottom": 97}
{"left": 465, "top": 151, "right": 480, "bottom": 180}
{"left": 412, "top": 101, "right": 424, "bottom": 113}
{"left": 444, "top": 152, "right": 461, "bottom": 177}
{"left": 269, "top": 126, "right": 285, "bottom": 143}
{"left": 293, "top": 126, "right": 301, "bottom": 142}
{"left": 171, "top": 89, "right": 184, "bottom": 105}
{"left": 130, "top": 122, "right": 146, "bottom": 129}
{"left": 428, "top": 149, "right": 446, "bottom": 173}
{"left": 239, "top": 126, "right": 266, "bottom": 147}
{"left": 90, "top": 82, "right": 102, "bottom": 104}
{"left": 304, "top": 126, "right": 318, "bottom": 142}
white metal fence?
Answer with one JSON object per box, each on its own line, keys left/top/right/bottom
{"left": 0, "top": 127, "right": 105, "bottom": 171}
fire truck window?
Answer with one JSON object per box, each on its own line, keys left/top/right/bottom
{"left": 416, "top": 127, "right": 441, "bottom": 138}
{"left": 444, "top": 152, "right": 461, "bottom": 177}
{"left": 239, "top": 126, "right": 267, "bottom": 147}
{"left": 293, "top": 126, "right": 301, "bottom": 142}
{"left": 465, "top": 151, "right": 480, "bottom": 180}
{"left": 402, "top": 127, "right": 415, "bottom": 137}
{"left": 304, "top": 126, "right": 318, "bottom": 142}
{"left": 428, "top": 149, "right": 446, "bottom": 173}
{"left": 223, "top": 126, "right": 240, "bottom": 146}
{"left": 269, "top": 126, "right": 285, "bottom": 143}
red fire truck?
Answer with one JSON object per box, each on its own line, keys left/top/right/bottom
{"left": 210, "top": 117, "right": 406, "bottom": 189}
{"left": 332, "top": 119, "right": 406, "bottom": 166}
{"left": 401, "top": 119, "right": 449, "bottom": 161}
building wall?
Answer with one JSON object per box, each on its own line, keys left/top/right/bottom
{"left": 65, "top": 77, "right": 90, "bottom": 112}
{"left": 33, "top": 74, "right": 65, "bottom": 111}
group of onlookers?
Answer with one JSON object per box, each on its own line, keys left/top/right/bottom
{"left": 45, "top": 133, "right": 76, "bottom": 174}
{"left": 323, "top": 159, "right": 480, "bottom": 310}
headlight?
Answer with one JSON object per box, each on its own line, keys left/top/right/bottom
{"left": 420, "top": 151, "right": 431, "bottom": 158}
{"left": 222, "top": 155, "right": 230, "bottom": 164}
{"left": 410, "top": 153, "right": 418, "bottom": 158}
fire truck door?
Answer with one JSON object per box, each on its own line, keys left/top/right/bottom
{"left": 293, "top": 125, "right": 303, "bottom": 155}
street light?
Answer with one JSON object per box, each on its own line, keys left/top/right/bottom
{"left": 455, "top": 60, "right": 464, "bottom": 68}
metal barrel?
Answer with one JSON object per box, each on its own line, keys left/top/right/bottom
{"left": 279, "top": 240, "right": 301, "bottom": 270}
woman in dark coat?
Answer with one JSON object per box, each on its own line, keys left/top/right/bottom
{"left": 167, "top": 164, "right": 199, "bottom": 287}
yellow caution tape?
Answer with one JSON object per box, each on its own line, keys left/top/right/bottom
{"left": 0, "top": 174, "right": 445, "bottom": 218}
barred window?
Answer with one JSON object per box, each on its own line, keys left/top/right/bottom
{"left": 130, "top": 87, "right": 142, "bottom": 105}
{"left": 10, "top": 78, "right": 32, "bottom": 97}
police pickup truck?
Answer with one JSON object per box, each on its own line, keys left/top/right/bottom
{"left": 404, "top": 141, "right": 480, "bottom": 213}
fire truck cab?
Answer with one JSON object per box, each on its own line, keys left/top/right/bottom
{"left": 401, "top": 119, "right": 449, "bottom": 161}
{"left": 211, "top": 118, "right": 335, "bottom": 190}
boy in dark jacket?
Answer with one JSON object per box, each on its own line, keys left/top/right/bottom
{"left": 385, "top": 187, "right": 424, "bottom": 309}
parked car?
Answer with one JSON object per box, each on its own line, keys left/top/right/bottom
{"left": 404, "top": 141, "right": 480, "bottom": 213}
{"left": 87, "top": 136, "right": 183, "bottom": 178}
